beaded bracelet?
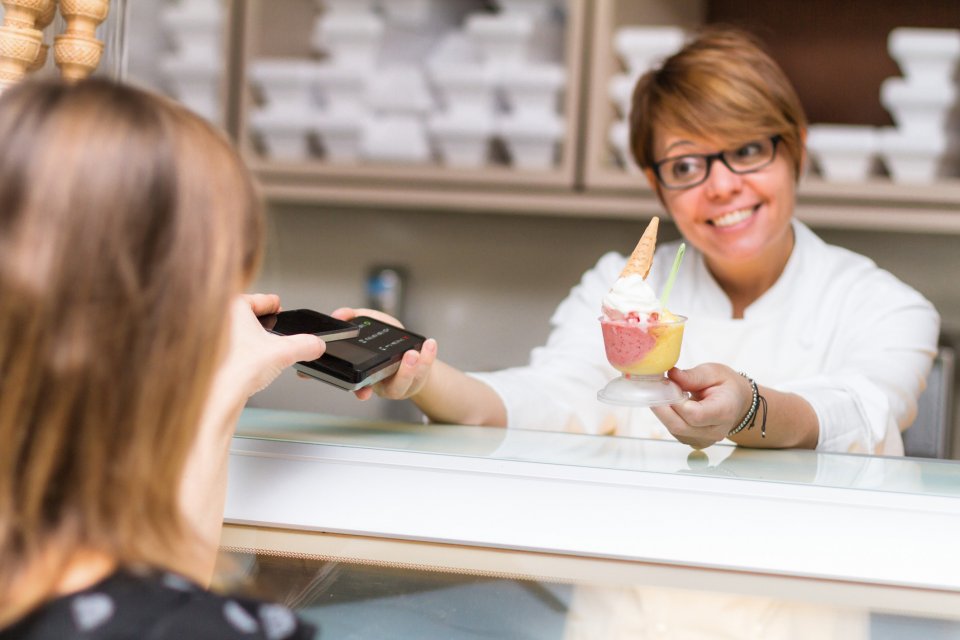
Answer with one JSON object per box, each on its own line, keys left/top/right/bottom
{"left": 727, "top": 373, "right": 767, "bottom": 438}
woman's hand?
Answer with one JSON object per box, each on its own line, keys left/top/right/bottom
{"left": 184, "top": 293, "right": 326, "bottom": 581}
{"left": 651, "top": 364, "right": 754, "bottom": 449}
{"left": 219, "top": 294, "right": 327, "bottom": 400}
{"left": 330, "top": 307, "right": 438, "bottom": 402}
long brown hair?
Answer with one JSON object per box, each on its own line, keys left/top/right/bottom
{"left": 630, "top": 27, "right": 807, "bottom": 179}
{"left": 0, "top": 79, "right": 263, "bottom": 624}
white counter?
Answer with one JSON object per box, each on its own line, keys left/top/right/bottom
{"left": 226, "top": 409, "right": 960, "bottom": 595}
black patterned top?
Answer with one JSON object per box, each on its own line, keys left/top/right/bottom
{"left": 0, "top": 569, "right": 318, "bottom": 639}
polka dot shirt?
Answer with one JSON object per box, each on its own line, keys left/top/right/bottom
{"left": 0, "top": 570, "right": 317, "bottom": 639}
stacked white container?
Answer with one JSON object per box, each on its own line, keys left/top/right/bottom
{"left": 806, "top": 124, "right": 881, "bottom": 182}
{"left": 249, "top": 59, "right": 321, "bottom": 161}
{"left": 879, "top": 27, "right": 960, "bottom": 183}
{"left": 158, "top": 0, "right": 225, "bottom": 124}
{"left": 363, "top": 64, "right": 434, "bottom": 164}
{"left": 311, "top": 1, "right": 384, "bottom": 163}
{"left": 425, "top": 31, "right": 497, "bottom": 168}
{"left": 607, "top": 26, "right": 685, "bottom": 172}
{"left": 426, "top": 2, "right": 567, "bottom": 170}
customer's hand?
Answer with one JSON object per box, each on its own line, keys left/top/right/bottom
{"left": 220, "top": 293, "right": 327, "bottom": 400}
{"left": 186, "top": 293, "right": 327, "bottom": 569}
{"left": 331, "top": 307, "right": 438, "bottom": 401}
{"left": 651, "top": 364, "right": 754, "bottom": 449}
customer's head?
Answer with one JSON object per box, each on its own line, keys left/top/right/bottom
{"left": 630, "top": 27, "right": 807, "bottom": 180}
{"left": 0, "top": 79, "right": 262, "bottom": 610}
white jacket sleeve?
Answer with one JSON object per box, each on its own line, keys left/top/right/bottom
{"left": 779, "top": 263, "right": 939, "bottom": 454}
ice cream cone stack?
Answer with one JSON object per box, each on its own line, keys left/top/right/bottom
{"left": 54, "top": 0, "right": 109, "bottom": 81}
{"left": 620, "top": 216, "right": 659, "bottom": 280}
{"left": 0, "top": 0, "right": 52, "bottom": 91}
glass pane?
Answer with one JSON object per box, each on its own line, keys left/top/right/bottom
{"left": 218, "top": 551, "right": 568, "bottom": 639}
{"left": 214, "top": 547, "right": 960, "bottom": 640}
{"left": 236, "top": 408, "right": 960, "bottom": 499}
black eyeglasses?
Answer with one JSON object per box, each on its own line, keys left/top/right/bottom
{"left": 652, "top": 135, "right": 782, "bottom": 189}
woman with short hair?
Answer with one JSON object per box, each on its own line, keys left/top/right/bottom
{"left": 343, "top": 27, "right": 940, "bottom": 456}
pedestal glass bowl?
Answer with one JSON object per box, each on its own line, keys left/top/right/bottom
{"left": 598, "top": 314, "right": 687, "bottom": 406}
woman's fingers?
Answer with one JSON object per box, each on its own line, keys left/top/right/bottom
{"left": 330, "top": 307, "right": 357, "bottom": 321}
{"left": 354, "top": 387, "right": 374, "bottom": 401}
{"left": 374, "top": 349, "right": 421, "bottom": 398}
{"left": 668, "top": 365, "right": 717, "bottom": 392}
{"left": 669, "top": 398, "right": 715, "bottom": 428}
{"left": 274, "top": 333, "right": 326, "bottom": 369}
{"left": 653, "top": 401, "right": 721, "bottom": 447}
{"left": 417, "top": 338, "right": 438, "bottom": 370}
{"left": 370, "top": 339, "right": 437, "bottom": 400}
{"left": 243, "top": 293, "right": 281, "bottom": 317}
{"left": 651, "top": 403, "right": 686, "bottom": 432}
{"left": 399, "top": 339, "right": 437, "bottom": 397}
{"left": 331, "top": 307, "right": 405, "bottom": 328}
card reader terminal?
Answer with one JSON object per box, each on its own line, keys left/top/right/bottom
{"left": 294, "top": 316, "right": 426, "bottom": 390}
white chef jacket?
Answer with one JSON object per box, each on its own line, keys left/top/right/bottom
{"left": 471, "top": 220, "right": 940, "bottom": 454}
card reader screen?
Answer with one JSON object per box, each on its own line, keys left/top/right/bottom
{"left": 323, "top": 340, "right": 386, "bottom": 368}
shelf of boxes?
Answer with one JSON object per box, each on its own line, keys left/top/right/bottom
{"left": 235, "top": 0, "right": 584, "bottom": 198}
{"left": 807, "top": 28, "right": 960, "bottom": 185}
{"left": 579, "top": 0, "right": 960, "bottom": 234}
{"left": 218, "top": 0, "right": 960, "bottom": 233}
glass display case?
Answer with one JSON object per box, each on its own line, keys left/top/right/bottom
{"left": 219, "top": 407, "right": 960, "bottom": 638}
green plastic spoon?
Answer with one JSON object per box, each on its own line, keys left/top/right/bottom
{"left": 660, "top": 242, "right": 686, "bottom": 309}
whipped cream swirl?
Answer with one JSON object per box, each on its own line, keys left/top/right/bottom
{"left": 602, "top": 274, "right": 661, "bottom": 319}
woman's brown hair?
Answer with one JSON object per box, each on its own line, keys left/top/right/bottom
{"left": 630, "top": 27, "right": 807, "bottom": 179}
{"left": 0, "top": 79, "right": 263, "bottom": 624}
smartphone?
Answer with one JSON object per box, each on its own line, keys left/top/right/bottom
{"left": 258, "top": 309, "right": 359, "bottom": 342}
{"left": 294, "top": 316, "right": 426, "bottom": 390}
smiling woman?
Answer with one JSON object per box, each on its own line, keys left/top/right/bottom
{"left": 335, "top": 27, "right": 939, "bottom": 460}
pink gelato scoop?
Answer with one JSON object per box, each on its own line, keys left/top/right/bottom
{"left": 599, "top": 313, "right": 685, "bottom": 376}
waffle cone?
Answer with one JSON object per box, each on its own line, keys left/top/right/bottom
{"left": 620, "top": 216, "right": 659, "bottom": 279}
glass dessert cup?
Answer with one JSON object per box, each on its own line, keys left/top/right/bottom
{"left": 597, "top": 314, "right": 687, "bottom": 406}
